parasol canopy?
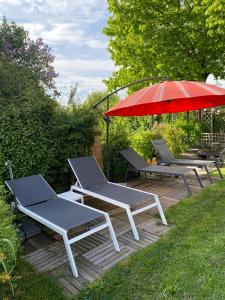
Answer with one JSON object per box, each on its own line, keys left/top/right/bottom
{"left": 105, "top": 80, "right": 225, "bottom": 116}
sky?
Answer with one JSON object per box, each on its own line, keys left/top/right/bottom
{"left": 0, "top": 0, "right": 224, "bottom": 106}
{"left": 0, "top": 0, "right": 116, "bottom": 105}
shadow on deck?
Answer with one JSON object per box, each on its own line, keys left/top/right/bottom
{"left": 23, "top": 172, "right": 217, "bottom": 297}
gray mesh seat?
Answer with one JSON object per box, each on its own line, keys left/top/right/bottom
{"left": 120, "top": 148, "right": 203, "bottom": 194}
{"left": 26, "top": 198, "right": 102, "bottom": 230}
{"left": 88, "top": 183, "right": 152, "bottom": 205}
{"left": 152, "top": 139, "right": 223, "bottom": 183}
{"left": 5, "top": 174, "right": 120, "bottom": 277}
{"left": 68, "top": 156, "right": 168, "bottom": 241}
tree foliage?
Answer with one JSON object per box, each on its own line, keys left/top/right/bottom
{"left": 104, "top": 0, "right": 225, "bottom": 91}
{"left": 0, "top": 17, "right": 58, "bottom": 93}
{"left": 0, "top": 184, "right": 18, "bottom": 298}
{"left": 0, "top": 21, "right": 96, "bottom": 189}
{"left": 67, "top": 84, "right": 81, "bottom": 107}
{"left": 0, "top": 87, "right": 96, "bottom": 189}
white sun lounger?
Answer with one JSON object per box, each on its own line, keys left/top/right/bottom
{"left": 5, "top": 174, "right": 120, "bottom": 277}
{"left": 68, "top": 156, "right": 168, "bottom": 241}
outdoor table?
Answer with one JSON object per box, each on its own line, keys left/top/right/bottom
{"left": 58, "top": 191, "right": 84, "bottom": 204}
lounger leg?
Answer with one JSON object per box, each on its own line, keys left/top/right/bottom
{"left": 154, "top": 195, "right": 168, "bottom": 225}
{"left": 181, "top": 175, "right": 192, "bottom": 196}
{"left": 62, "top": 233, "right": 78, "bottom": 277}
{"left": 193, "top": 169, "right": 204, "bottom": 188}
{"left": 205, "top": 166, "right": 213, "bottom": 183}
{"left": 105, "top": 214, "right": 120, "bottom": 252}
{"left": 215, "top": 162, "right": 223, "bottom": 179}
{"left": 126, "top": 207, "right": 140, "bottom": 241}
{"left": 80, "top": 195, "right": 84, "bottom": 204}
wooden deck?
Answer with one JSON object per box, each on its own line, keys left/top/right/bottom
{"left": 23, "top": 171, "right": 219, "bottom": 297}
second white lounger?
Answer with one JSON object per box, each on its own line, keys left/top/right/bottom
{"left": 69, "top": 156, "right": 168, "bottom": 241}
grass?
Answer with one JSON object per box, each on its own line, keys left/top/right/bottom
{"left": 74, "top": 180, "right": 225, "bottom": 300}
{"left": 5, "top": 179, "right": 225, "bottom": 300}
{"left": 212, "top": 166, "right": 225, "bottom": 177}
{"left": 9, "top": 260, "right": 67, "bottom": 300}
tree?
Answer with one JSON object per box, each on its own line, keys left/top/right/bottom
{"left": 67, "top": 84, "right": 80, "bottom": 107}
{"left": 0, "top": 17, "right": 58, "bottom": 93}
{"left": 103, "top": 0, "right": 225, "bottom": 91}
{"left": 0, "top": 53, "right": 96, "bottom": 185}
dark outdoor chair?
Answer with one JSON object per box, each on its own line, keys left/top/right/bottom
{"left": 68, "top": 156, "right": 168, "bottom": 241}
{"left": 120, "top": 148, "right": 203, "bottom": 195}
{"left": 6, "top": 175, "right": 120, "bottom": 277}
{"left": 152, "top": 139, "right": 223, "bottom": 183}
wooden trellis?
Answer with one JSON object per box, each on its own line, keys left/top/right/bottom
{"left": 201, "top": 133, "right": 225, "bottom": 147}
{"left": 201, "top": 110, "right": 213, "bottom": 133}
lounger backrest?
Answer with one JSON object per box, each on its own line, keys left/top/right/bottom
{"left": 152, "top": 139, "right": 174, "bottom": 161}
{"left": 68, "top": 156, "right": 108, "bottom": 189}
{"left": 6, "top": 175, "right": 57, "bottom": 207}
{"left": 120, "top": 148, "right": 148, "bottom": 170}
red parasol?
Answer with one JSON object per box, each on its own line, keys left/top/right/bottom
{"left": 105, "top": 80, "right": 225, "bottom": 116}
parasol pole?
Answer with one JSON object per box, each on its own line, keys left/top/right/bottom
{"left": 93, "top": 75, "right": 169, "bottom": 179}
{"left": 187, "top": 111, "right": 190, "bottom": 141}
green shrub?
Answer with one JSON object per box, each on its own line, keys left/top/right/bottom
{"left": 0, "top": 100, "right": 96, "bottom": 189}
{"left": 50, "top": 106, "right": 96, "bottom": 190}
{"left": 130, "top": 129, "right": 159, "bottom": 160}
{"left": 129, "top": 123, "right": 187, "bottom": 162}
{"left": 0, "top": 98, "right": 56, "bottom": 181}
{"left": 101, "top": 118, "right": 130, "bottom": 181}
{"left": 173, "top": 117, "right": 202, "bottom": 147}
{"left": 152, "top": 123, "right": 187, "bottom": 157}
{"left": 0, "top": 55, "right": 57, "bottom": 181}
{"left": 0, "top": 185, "right": 18, "bottom": 298}
{"left": 0, "top": 60, "right": 96, "bottom": 189}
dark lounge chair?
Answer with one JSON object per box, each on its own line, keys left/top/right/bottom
{"left": 6, "top": 175, "right": 120, "bottom": 277}
{"left": 120, "top": 148, "right": 203, "bottom": 195}
{"left": 68, "top": 156, "right": 168, "bottom": 241}
{"left": 152, "top": 139, "right": 223, "bottom": 183}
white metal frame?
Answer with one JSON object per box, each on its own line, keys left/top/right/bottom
{"left": 69, "top": 157, "right": 168, "bottom": 241}
{"left": 6, "top": 179, "right": 120, "bottom": 278}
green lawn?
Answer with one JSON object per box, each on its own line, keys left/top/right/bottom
{"left": 11, "top": 260, "right": 67, "bottom": 300}
{"left": 7, "top": 179, "right": 225, "bottom": 300}
{"left": 212, "top": 166, "right": 225, "bottom": 177}
{"left": 75, "top": 180, "right": 225, "bottom": 300}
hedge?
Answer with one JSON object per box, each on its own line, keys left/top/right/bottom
{"left": 0, "top": 184, "right": 18, "bottom": 298}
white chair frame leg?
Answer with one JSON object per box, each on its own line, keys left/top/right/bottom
{"left": 63, "top": 233, "right": 78, "bottom": 277}
{"left": 104, "top": 213, "right": 120, "bottom": 251}
{"left": 126, "top": 207, "right": 140, "bottom": 241}
{"left": 153, "top": 194, "right": 168, "bottom": 226}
